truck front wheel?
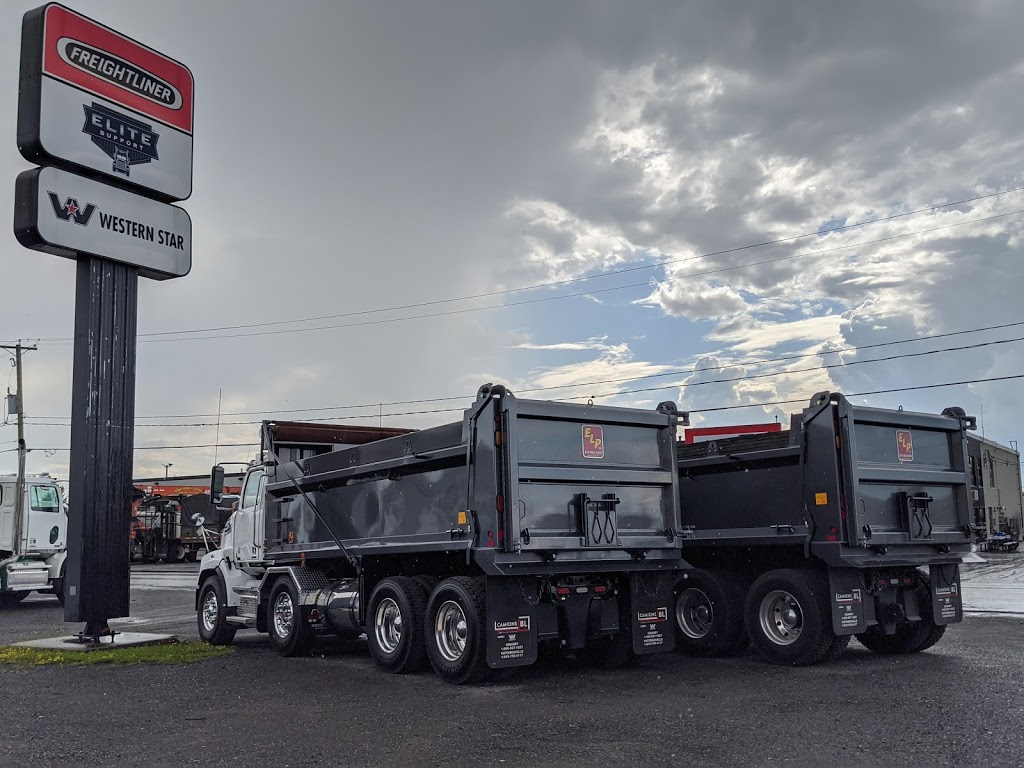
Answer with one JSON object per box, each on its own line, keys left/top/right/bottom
{"left": 744, "top": 569, "right": 836, "bottom": 666}
{"left": 673, "top": 569, "right": 748, "bottom": 657}
{"left": 197, "top": 576, "right": 236, "bottom": 646}
{"left": 425, "top": 577, "right": 490, "bottom": 685}
{"left": 367, "top": 577, "right": 429, "bottom": 674}
{"left": 268, "top": 578, "right": 314, "bottom": 657}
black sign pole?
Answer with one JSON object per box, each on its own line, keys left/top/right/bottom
{"left": 64, "top": 256, "right": 138, "bottom": 634}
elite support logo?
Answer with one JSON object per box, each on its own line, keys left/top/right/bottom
{"left": 82, "top": 102, "right": 160, "bottom": 178}
{"left": 48, "top": 192, "right": 95, "bottom": 226}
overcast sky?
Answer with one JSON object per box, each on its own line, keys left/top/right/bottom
{"left": 3, "top": 1, "right": 1024, "bottom": 481}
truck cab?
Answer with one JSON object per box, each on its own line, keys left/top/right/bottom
{"left": 0, "top": 473, "right": 68, "bottom": 604}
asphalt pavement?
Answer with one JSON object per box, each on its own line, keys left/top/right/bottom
{"left": 0, "top": 560, "right": 1022, "bottom": 767}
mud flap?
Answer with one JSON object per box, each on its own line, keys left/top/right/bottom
{"left": 828, "top": 568, "right": 867, "bottom": 635}
{"left": 485, "top": 577, "right": 539, "bottom": 669}
{"left": 931, "top": 564, "right": 963, "bottom": 625}
{"left": 630, "top": 572, "right": 675, "bottom": 655}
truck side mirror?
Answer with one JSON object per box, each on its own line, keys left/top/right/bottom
{"left": 210, "top": 465, "right": 225, "bottom": 503}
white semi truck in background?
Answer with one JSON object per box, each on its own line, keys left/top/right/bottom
{"left": 0, "top": 473, "right": 68, "bottom": 606}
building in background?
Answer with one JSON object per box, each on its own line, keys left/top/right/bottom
{"left": 966, "top": 435, "right": 1023, "bottom": 539}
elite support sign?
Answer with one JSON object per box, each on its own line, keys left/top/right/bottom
{"left": 17, "top": 3, "right": 194, "bottom": 202}
{"left": 14, "top": 166, "right": 191, "bottom": 280}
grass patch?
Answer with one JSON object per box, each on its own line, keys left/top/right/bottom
{"left": 0, "top": 640, "right": 233, "bottom": 667}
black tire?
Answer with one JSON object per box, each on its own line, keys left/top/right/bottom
{"left": 744, "top": 569, "right": 836, "bottom": 666}
{"left": 424, "top": 577, "right": 491, "bottom": 685}
{"left": 197, "top": 576, "right": 236, "bottom": 646}
{"left": 413, "top": 575, "right": 439, "bottom": 595}
{"left": 267, "top": 578, "right": 314, "bottom": 657}
{"left": 185, "top": 551, "right": 198, "bottom": 563}
{"left": 856, "top": 572, "right": 945, "bottom": 655}
{"left": 673, "top": 569, "right": 748, "bottom": 657}
{"left": 54, "top": 560, "right": 67, "bottom": 606}
{"left": 0, "top": 591, "right": 30, "bottom": 606}
{"left": 367, "top": 576, "right": 429, "bottom": 674}
{"left": 821, "top": 633, "right": 851, "bottom": 663}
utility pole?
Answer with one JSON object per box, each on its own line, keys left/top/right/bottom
{"left": 1, "top": 342, "right": 37, "bottom": 560}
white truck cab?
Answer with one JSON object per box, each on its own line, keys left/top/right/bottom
{"left": 197, "top": 464, "right": 269, "bottom": 642}
{"left": 0, "top": 473, "right": 68, "bottom": 605}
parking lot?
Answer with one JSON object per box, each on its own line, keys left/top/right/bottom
{"left": 1, "top": 557, "right": 1022, "bottom": 767}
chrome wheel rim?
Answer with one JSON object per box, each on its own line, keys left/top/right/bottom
{"left": 374, "top": 597, "right": 403, "bottom": 654}
{"left": 201, "top": 591, "right": 219, "bottom": 633}
{"left": 759, "top": 589, "right": 803, "bottom": 645}
{"left": 435, "top": 600, "right": 468, "bottom": 662}
{"left": 273, "top": 591, "right": 295, "bottom": 639}
{"left": 676, "top": 587, "right": 713, "bottom": 639}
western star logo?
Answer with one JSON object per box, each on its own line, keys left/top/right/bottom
{"left": 48, "top": 192, "right": 95, "bottom": 226}
{"left": 82, "top": 103, "right": 160, "bottom": 178}
{"left": 57, "top": 38, "right": 183, "bottom": 109}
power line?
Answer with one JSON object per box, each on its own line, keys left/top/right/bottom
{"left": 126, "top": 185, "right": 1024, "bottom": 335}
{"left": 9, "top": 373, "right": 1024, "bottom": 456}
{"left": 689, "top": 373, "right": 1024, "bottom": 414}
{"left": 34, "top": 200, "right": 1024, "bottom": 345}
{"left": 580, "top": 333, "right": 1024, "bottom": 401}
{"left": 29, "top": 317, "right": 1024, "bottom": 421}
{"left": 25, "top": 332, "right": 1024, "bottom": 428}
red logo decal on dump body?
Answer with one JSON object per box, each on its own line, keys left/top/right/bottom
{"left": 896, "top": 430, "right": 914, "bottom": 462}
{"left": 582, "top": 425, "right": 604, "bottom": 459}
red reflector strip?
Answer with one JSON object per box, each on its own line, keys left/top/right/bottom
{"left": 496, "top": 495, "right": 504, "bottom": 513}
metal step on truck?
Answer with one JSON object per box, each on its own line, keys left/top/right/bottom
{"left": 673, "top": 391, "right": 975, "bottom": 666}
{"left": 197, "top": 384, "right": 685, "bottom": 684}
{"left": 0, "top": 473, "right": 68, "bottom": 606}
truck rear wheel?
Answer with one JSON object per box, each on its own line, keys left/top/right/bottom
{"left": 856, "top": 572, "right": 945, "bottom": 655}
{"left": 673, "top": 569, "right": 747, "bottom": 657}
{"left": 367, "top": 577, "right": 429, "bottom": 674}
{"left": 197, "top": 576, "right": 236, "bottom": 646}
{"left": 744, "top": 569, "right": 836, "bottom": 666}
{"left": 425, "top": 577, "right": 490, "bottom": 685}
{"left": 268, "top": 578, "right": 314, "bottom": 657}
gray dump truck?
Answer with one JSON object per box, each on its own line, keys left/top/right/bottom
{"left": 674, "top": 391, "right": 974, "bottom": 666}
{"left": 197, "top": 384, "right": 684, "bottom": 683}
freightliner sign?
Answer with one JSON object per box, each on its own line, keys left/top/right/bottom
{"left": 17, "top": 3, "right": 194, "bottom": 202}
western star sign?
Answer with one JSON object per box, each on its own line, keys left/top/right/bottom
{"left": 18, "top": 3, "right": 194, "bottom": 201}
{"left": 15, "top": 165, "right": 191, "bottom": 280}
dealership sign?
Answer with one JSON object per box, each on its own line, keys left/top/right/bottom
{"left": 14, "top": 166, "right": 191, "bottom": 280}
{"left": 17, "top": 3, "right": 194, "bottom": 201}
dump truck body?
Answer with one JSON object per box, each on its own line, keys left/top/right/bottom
{"left": 673, "top": 392, "right": 973, "bottom": 664}
{"left": 198, "top": 385, "right": 685, "bottom": 683}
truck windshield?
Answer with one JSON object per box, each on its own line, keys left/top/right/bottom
{"left": 30, "top": 485, "right": 61, "bottom": 513}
